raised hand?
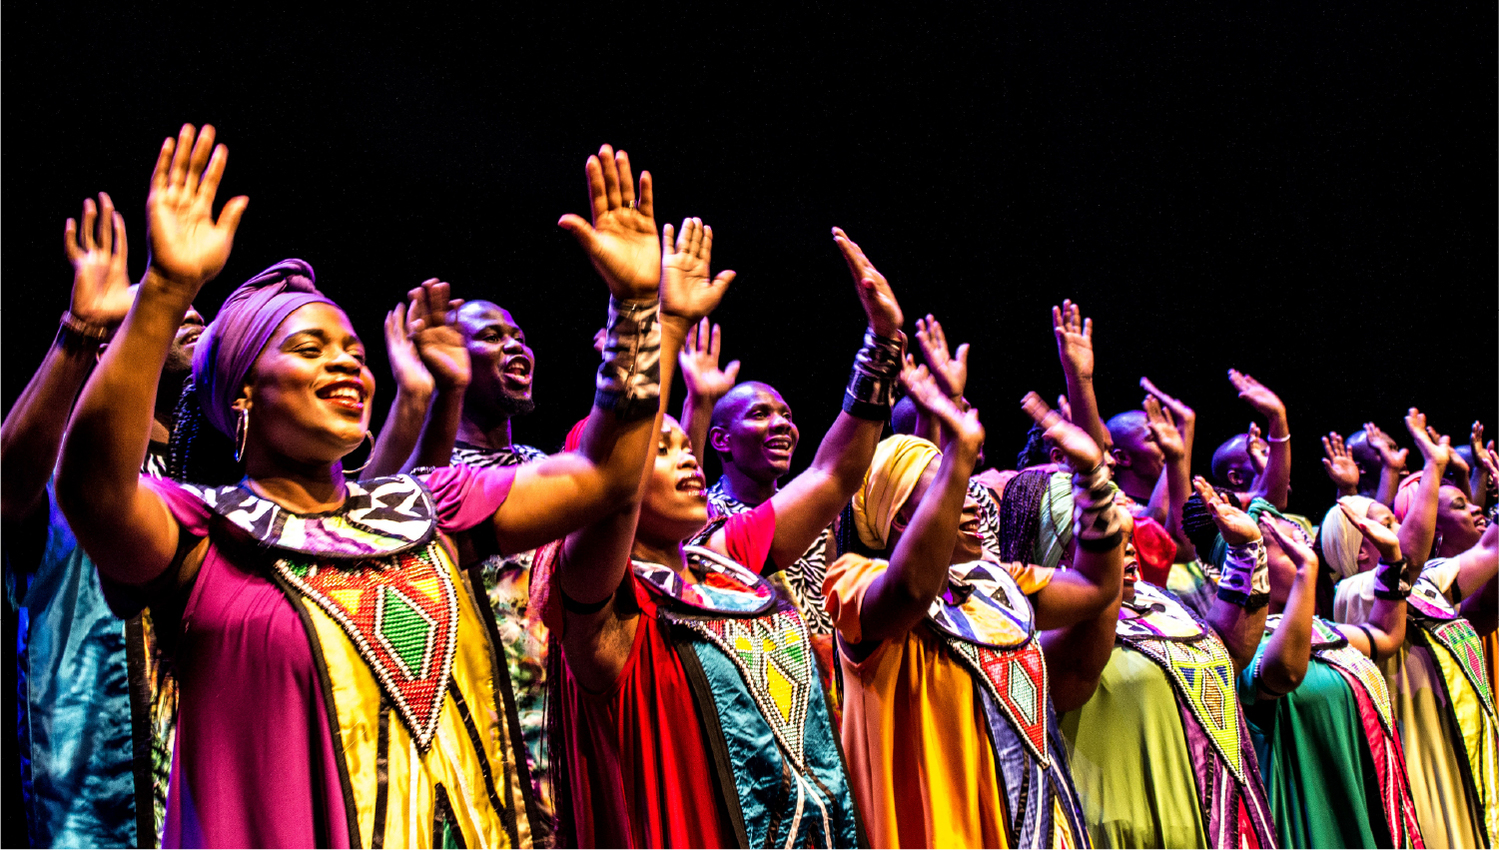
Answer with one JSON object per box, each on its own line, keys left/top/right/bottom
{"left": 1140, "top": 376, "right": 1196, "bottom": 442}
{"left": 1321, "top": 432, "right": 1361, "bottom": 493}
{"left": 1470, "top": 425, "right": 1499, "bottom": 483}
{"left": 1193, "top": 476, "right": 1261, "bottom": 545}
{"left": 64, "top": 193, "right": 134, "bottom": 328}
{"left": 832, "top": 227, "right": 902, "bottom": 338}
{"left": 906, "top": 364, "right": 984, "bottom": 460}
{"left": 1021, "top": 391, "right": 1102, "bottom": 473}
{"left": 1143, "top": 396, "right": 1186, "bottom": 462}
{"left": 1405, "top": 408, "right": 1451, "bottom": 469}
{"left": 384, "top": 302, "right": 434, "bottom": 399}
{"left": 660, "top": 217, "right": 735, "bottom": 323}
{"left": 406, "top": 279, "right": 470, "bottom": 392}
{"left": 1051, "top": 299, "right": 1094, "bottom": 381}
{"left": 145, "top": 123, "right": 248, "bottom": 293}
{"left": 1339, "top": 499, "right": 1403, "bottom": 563}
{"left": 679, "top": 318, "right": 740, "bottom": 401}
{"left": 914, "top": 314, "right": 968, "bottom": 399}
{"left": 557, "top": 145, "right": 660, "bottom": 302}
{"left": 1227, "top": 369, "right": 1286, "bottom": 420}
{"left": 1364, "top": 421, "right": 1409, "bottom": 471}
{"left": 1261, "top": 516, "right": 1317, "bottom": 571}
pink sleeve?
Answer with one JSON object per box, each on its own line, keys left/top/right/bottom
{"left": 722, "top": 500, "right": 777, "bottom": 574}
{"left": 140, "top": 474, "right": 213, "bottom": 536}
{"left": 420, "top": 464, "right": 517, "bottom": 534}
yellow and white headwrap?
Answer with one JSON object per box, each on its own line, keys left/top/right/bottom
{"left": 852, "top": 435, "right": 942, "bottom": 551}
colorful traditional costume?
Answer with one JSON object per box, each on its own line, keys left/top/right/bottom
{"left": 1062, "top": 581, "right": 1277, "bottom": 848}
{"left": 138, "top": 467, "right": 538, "bottom": 848}
{"left": 449, "top": 440, "right": 555, "bottom": 832}
{"left": 1335, "top": 563, "right": 1498, "bottom": 847}
{"left": 1239, "top": 614, "right": 1424, "bottom": 848}
{"left": 544, "top": 502, "right": 860, "bottom": 848}
{"left": 826, "top": 437, "right": 1088, "bottom": 848}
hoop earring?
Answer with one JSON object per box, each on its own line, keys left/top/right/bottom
{"left": 234, "top": 408, "right": 249, "bottom": 463}
{"left": 343, "top": 431, "right": 376, "bottom": 475}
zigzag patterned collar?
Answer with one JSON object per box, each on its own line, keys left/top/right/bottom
{"left": 183, "top": 474, "right": 437, "bottom": 560}
{"left": 633, "top": 545, "right": 777, "bottom": 616}
{"left": 925, "top": 561, "right": 1035, "bottom": 649}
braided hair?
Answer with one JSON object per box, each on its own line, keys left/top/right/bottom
{"left": 1015, "top": 422, "right": 1054, "bottom": 471}
{"left": 997, "top": 468, "right": 1051, "bottom": 563}
{"left": 166, "top": 379, "right": 245, "bottom": 486}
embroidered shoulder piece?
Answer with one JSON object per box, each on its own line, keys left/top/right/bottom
{"left": 944, "top": 638, "right": 1051, "bottom": 767}
{"left": 669, "top": 599, "right": 818, "bottom": 768}
{"left": 1116, "top": 582, "right": 1210, "bottom": 643}
{"left": 183, "top": 475, "right": 436, "bottom": 559}
{"left": 1312, "top": 619, "right": 1397, "bottom": 731}
{"left": 274, "top": 542, "right": 460, "bottom": 748}
{"left": 1261, "top": 613, "right": 1347, "bottom": 651}
{"left": 1406, "top": 575, "right": 1459, "bottom": 622}
{"left": 633, "top": 545, "right": 776, "bottom": 616}
{"left": 1118, "top": 585, "right": 1246, "bottom": 783}
{"left": 925, "top": 561, "right": 1035, "bottom": 649}
{"left": 1423, "top": 618, "right": 1497, "bottom": 719}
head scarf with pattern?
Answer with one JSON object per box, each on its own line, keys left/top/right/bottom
{"left": 191, "top": 259, "right": 337, "bottom": 437}
{"left": 852, "top": 435, "right": 942, "bottom": 552}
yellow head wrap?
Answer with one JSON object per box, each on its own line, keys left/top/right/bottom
{"left": 853, "top": 435, "right": 942, "bottom": 551}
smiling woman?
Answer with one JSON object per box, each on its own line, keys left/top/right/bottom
{"left": 53, "top": 126, "right": 683, "bottom": 848}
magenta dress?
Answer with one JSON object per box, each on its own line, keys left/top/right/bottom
{"left": 140, "top": 466, "right": 520, "bottom": 848}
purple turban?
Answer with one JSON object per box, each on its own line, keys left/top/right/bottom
{"left": 192, "top": 259, "right": 338, "bottom": 437}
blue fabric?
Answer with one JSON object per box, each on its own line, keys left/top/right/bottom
{"left": 685, "top": 631, "right": 861, "bottom": 848}
{"left": 974, "top": 678, "right": 1092, "bottom": 848}
{"left": 13, "top": 483, "right": 137, "bottom": 847}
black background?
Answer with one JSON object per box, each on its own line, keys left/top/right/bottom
{"left": 2, "top": 4, "right": 1495, "bottom": 845}
{"left": 4, "top": 5, "right": 1495, "bottom": 511}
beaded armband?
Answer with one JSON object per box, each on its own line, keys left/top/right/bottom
{"left": 1072, "top": 462, "right": 1125, "bottom": 552}
{"left": 842, "top": 329, "right": 905, "bottom": 420}
{"left": 1218, "top": 538, "right": 1270, "bottom": 611}
{"left": 594, "top": 297, "right": 662, "bottom": 421}
{"left": 1374, "top": 557, "right": 1412, "bottom": 600}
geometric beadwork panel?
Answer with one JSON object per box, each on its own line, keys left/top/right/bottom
{"left": 947, "top": 639, "right": 1051, "bottom": 766}
{"left": 1131, "top": 637, "right": 1245, "bottom": 781}
{"left": 1428, "top": 619, "right": 1497, "bottom": 719}
{"left": 684, "top": 609, "right": 816, "bottom": 768}
{"left": 275, "top": 542, "right": 460, "bottom": 749}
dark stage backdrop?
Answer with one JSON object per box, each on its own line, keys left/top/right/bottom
{"left": 4, "top": 6, "right": 1495, "bottom": 509}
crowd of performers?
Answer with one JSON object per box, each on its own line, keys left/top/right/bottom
{"left": 4, "top": 123, "right": 1496, "bottom": 849}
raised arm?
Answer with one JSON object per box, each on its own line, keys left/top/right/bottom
{"left": 484, "top": 146, "right": 685, "bottom": 555}
{"left": 1250, "top": 519, "right": 1318, "bottom": 697}
{"left": 1022, "top": 394, "right": 1127, "bottom": 630}
{"left": 1229, "top": 369, "right": 1290, "bottom": 510}
{"left": 1468, "top": 423, "right": 1497, "bottom": 511}
{"left": 1053, "top": 299, "right": 1110, "bottom": 454}
{"left": 1195, "top": 477, "right": 1270, "bottom": 671}
{"left": 1332, "top": 502, "right": 1408, "bottom": 661}
{"left": 1321, "top": 431, "right": 1361, "bottom": 499}
{"left": 362, "top": 280, "right": 469, "bottom": 478}
{"left": 1397, "top": 408, "right": 1450, "bottom": 569}
{"left": 57, "top": 124, "right": 248, "bottom": 586}
{"left": 1142, "top": 388, "right": 1194, "bottom": 560}
{"left": 3, "top": 194, "right": 135, "bottom": 529}
{"left": 1364, "top": 421, "right": 1408, "bottom": 508}
{"left": 678, "top": 318, "right": 738, "bottom": 463}
{"left": 720, "top": 228, "right": 903, "bottom": 569}
{"left": 851, "top": 368, "right": 983, "bottom": 646}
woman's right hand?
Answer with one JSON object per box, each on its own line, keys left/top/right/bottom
{"left": 1021, "top": 391, "right": 1101, "bottom": 473}
{"left": 1339, "top": 499, "right": 1403, "bottom": 563}
{"left": 1405, "top": 407, "right": 1451, "bottom": 471}
{"left": 145, "top": 123, "right": 248, "bottom": 298}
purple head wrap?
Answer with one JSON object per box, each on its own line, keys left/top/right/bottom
{"left": 192, "top": 259, "right": 338, "bottom": 437}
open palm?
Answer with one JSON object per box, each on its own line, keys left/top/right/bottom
{"left": 146, "top": 124, "right": 247, "bottom": 292}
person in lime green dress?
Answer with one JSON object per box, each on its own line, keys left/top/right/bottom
{"left": 1236, "top": 498, "right": 1424, "bottom": 848}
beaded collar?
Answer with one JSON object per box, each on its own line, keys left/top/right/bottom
{"left": 633, "top": 545, "right": 777, "bottom": 617}
{"left": 924, "top": 561, "right": 1035, "bottom": 649}
{"left": 183, "top": 474, "right": 436, "bottom": 559}
{"left": 1262, "top": 613, "right": 1348, "bottom": 650}
{"left": 1116, "top": 582, "right": 1209, "bottom": 643}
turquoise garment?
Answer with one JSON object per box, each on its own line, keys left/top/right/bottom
{"left": 12, "top": 484, "right": 137, "bottom": 847}
{"left": 1238, "top": 637, "right": 1389, "bottom": 849}
{"left": 668, "top": 597, "right": 861, "bottom": 848}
